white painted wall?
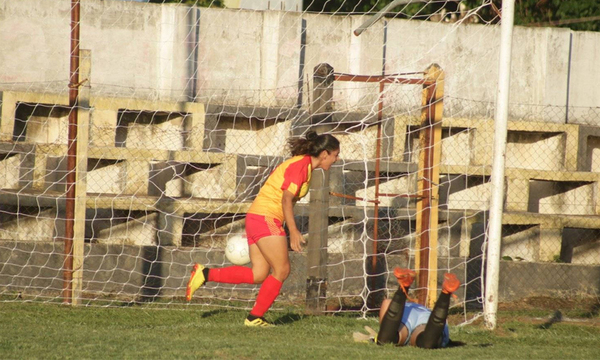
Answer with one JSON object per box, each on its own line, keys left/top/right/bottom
{"left": 0, "top": 0, "right": 599, "bottom": 124}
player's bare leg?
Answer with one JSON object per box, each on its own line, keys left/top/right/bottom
{"left": 245, "top": 235, "right": 289, "bottom": 327}
{"left": 376, "top": 268, "right": 416, "bottom": 345}
{"left": 415, "top": 273, "right": 460, "bottom": 349}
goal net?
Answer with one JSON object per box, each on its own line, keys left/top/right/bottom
{"left": 0, "top": 0, "right": 509, "bottom": 325}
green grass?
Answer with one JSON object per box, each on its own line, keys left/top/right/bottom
{"left": 1, "top": 301, "right": 600, "bottom": 359}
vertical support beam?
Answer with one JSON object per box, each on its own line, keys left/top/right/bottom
{"left": 306, "top": 168, "right": 329, "bottom": 313}
{"left": 311, "top": 63, "right": 334, "bottom": 124}
{"left": 296, "top": 18, "right": 307, "bottom": 109}
{"left": 63, "top": 0, "right": 80, "bottom": 304}
{"left": 72, "top": 49, "right": 91, "bottom": 305}
{"left": 415, "top": 64, "right": 444, "bottom": 308}
{"left": 182, "top": 102, "right": 205, "bottom": 151}
{"left": 157, "top": 199, "right": 184, "bottom": 247}
{"left": 0, "top": 92, "right": 17, "bottom": 142}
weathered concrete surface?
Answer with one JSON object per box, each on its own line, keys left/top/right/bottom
{"left": 1, "top": 241, "right": 597, "bottom": 304}
{"left": 0, "top": 0, "right": 599, "bottom": 123}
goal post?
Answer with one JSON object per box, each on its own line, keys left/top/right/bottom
{"left": 322, "top": 63, "right": 446, "bottom": 309}
{"left": 415, "top": 64, "right": 444, "bottom": 309}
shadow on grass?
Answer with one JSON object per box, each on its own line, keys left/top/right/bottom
{"left": 201, "top": 309, "right": 228, "bottom": 318}
{"left": 274, "top": 313, "right": 304, "bottom": 325}
{"left": 583, "top": 301, "right": 600, "bottom": 319}
{"left": 538, "top": 310, "right": 562, "bottom": 329}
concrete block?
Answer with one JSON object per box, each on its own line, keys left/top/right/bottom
{"left": 460, "top": 217, "right": 485, "bottom": 258}
{"left": 577, "top": 126, "right": 600, "bottom": 172}
{"left": 530, "top": 180, "right": 594, "bottom": 215}
{"left": 124, "top": 160, "right": 150, "bottom": 195}
{"left": 86, "top": 158, "right": 149, "bottom": 196}
{"left": 0, "top": 154, "right": 21, "bottom": 189}
{"left": 337, "top": 126, "right": 379, "bottom": 160}
{"left": 89, "top": 98, "right": 205, "bottom": 150}
{"left": 500, "top": 224, "right": 540, "bottom": 262}
{"left": 505, "top": 178, "right": 529, "bottom": 212}
{"left": 327, "top": 219, "right": 365, "bottom": 254}
{"left": 95, "top": 212, "right": 158, "bottom": 246}
{"left": 23, "top": 110, "right": 69, "bottom": 145}
{"left": 90, "top": 109, "right": 118, "bottom": 147}
{"left": 442, "top": 174, "right": 491, "bottom": 210}
{"left": 87, "top": 160, "right": 128, "bottom": 194}
{"left": 570, "top": 236, "right": 600, "bottom": 265}
{"left": 506, "top": 131, "right": 565, "bottom": 171}
{"left": 437, "top": 215, "right": 464, "bottom": 258}
{"left": 440, "top": 127, "right": 473, "bottom": 166}
{"left": 539, "top": 226, "right": 562, "bottom": 262}
{"left": 0, "top": 208, "right": 57, "bottom": 242}
{"left": 126, "top": 117, "right": 184, "bottom": 151}
{"left": 182, "top": 156, "right": 237, "bottom": 199}
{"left": 560, "top": 228, "right": 600, "bottom": 265}
{"left": 224, "top": 121, "right": 290, "bottom": 156}
{"left": 354, "top": 173, "right": 417, "bottom": 208}
{"left": 0, "top": 92, "right": 69, "bottom": 142}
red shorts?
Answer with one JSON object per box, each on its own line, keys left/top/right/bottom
{"left": 245, "top": 213, "right": 286, "bottom": 245}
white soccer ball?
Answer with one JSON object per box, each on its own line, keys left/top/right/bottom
{"left": 225, "top": 235, "right": 250, "bottom": 265}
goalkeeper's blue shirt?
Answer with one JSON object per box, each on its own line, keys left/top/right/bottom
{"left": 399, "top": 302, "right": 450, "bottom": 347}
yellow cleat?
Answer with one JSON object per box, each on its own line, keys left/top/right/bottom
{"left": 186, "top": 263, "right": 206, "bottom": 301}
{"left": 244, "top": 316, "right": 273, "bottom": 327}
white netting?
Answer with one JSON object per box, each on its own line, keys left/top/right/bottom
{"left": 3, "top": 0, "right": 599, "bottom": 327}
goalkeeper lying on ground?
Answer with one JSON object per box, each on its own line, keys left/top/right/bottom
{"left": 354, "top": 268, "right": 461, "bottom": 349}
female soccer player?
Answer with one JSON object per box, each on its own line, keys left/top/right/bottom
{"left": 185, "top": 130, "right": 340, "bottom": 327}
{"left": 376, "top": 268, "right": 461, "bottom": 348}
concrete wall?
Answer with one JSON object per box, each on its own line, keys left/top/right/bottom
{"left": 1, "top": 241, "right": 597, "bottom": 303}
{"left": 0, "top": 0, "right": 599, "bottom": 123}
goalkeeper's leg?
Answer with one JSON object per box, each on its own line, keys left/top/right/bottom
{"left": 377, "top": 268, "right": 416, "bottom": 345}
{"left": 415, "top": 273, "right": 460, "bottom": 349}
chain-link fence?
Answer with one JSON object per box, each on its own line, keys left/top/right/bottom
{"left": 1, "top": 1, "right": 599, "bottom": 326}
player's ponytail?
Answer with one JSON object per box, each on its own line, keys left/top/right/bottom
{"left": 288, "top": 131, "right": 340, "bottom": 157}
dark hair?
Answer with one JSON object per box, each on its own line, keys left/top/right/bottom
{"left": 288, "top": 131, "right": 340, "bottom": 157}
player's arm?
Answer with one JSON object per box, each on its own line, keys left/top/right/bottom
{"left": 282, "top": 189, "right": 304, "bottom": 252}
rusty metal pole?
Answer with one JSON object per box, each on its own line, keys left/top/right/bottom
{"left": 370, "top": 81, "right": 384, "bottom": 302}
{"left": 63, "top": 0, "right": 80, "bottom": 304}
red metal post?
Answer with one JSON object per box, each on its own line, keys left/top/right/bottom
{"left": 370, "top": 81, "right": 385, "bottom": 300}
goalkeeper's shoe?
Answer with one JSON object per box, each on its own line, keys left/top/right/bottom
{"left": 442, "top": 273, "right": 460, "bottom": 294}
{"left": 393, "top": 267, "right": 416, "bottom": 290}
{"left": 244, "top": 316, "right": 273, "bottom": 327}
{"left": 186, "top": 263, "right": 206, "bottom": 301}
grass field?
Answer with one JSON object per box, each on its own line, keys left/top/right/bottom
{"left": 1, "top": 297, "right": 600, "bottom": 359}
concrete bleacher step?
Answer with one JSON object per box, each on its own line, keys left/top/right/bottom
{"left": 1, "top": 88, "right": 600, "bottom": 263}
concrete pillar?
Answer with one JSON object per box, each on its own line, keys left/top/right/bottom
{"left": 125, "top": 160, "right": 149, "bottom": 195}
{"left": 505, "top": 177, "right": 529, "bottom": 212}
{"left": 182, "top": 103, "right": 205, "bottom": 151}
{"left": 89, "top": 108, "right": 118, "bottom": 147}
{"left": 157, "top": 199, "right": 183, "bottom": 247}
{"left": 0, "top": 92, "right": 16, "bottom": 142}
{"left": 538, "top": 226, "right": 562, "bottom": 262}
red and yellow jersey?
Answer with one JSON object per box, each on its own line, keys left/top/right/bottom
{"left": 247, "top": 155, "right": 312, "bottom": 221}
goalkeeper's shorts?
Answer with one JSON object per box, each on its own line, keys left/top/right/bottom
{"left": 245, "top": 213, "right": 286, "bottom": 245}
